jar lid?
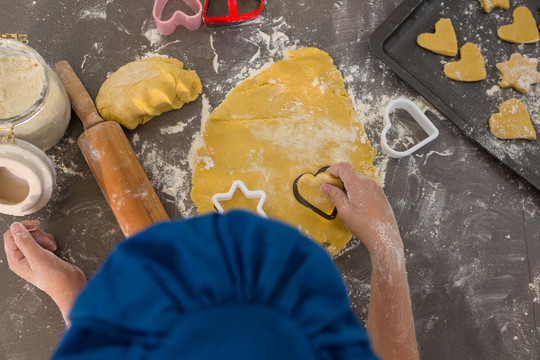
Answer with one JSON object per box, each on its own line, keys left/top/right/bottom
{"left": 0, "top": 139, "right": 56, "bottom": 216}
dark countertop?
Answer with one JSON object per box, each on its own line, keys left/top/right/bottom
{"left": 1, "top": 0, "right": 539, "bottom": 359}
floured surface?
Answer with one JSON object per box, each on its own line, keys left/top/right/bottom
{"left": 2, "top": 0, "right": 540, "bottom": 359}
{"left": 190, "top": 48, "right": 378, "bottom": 255}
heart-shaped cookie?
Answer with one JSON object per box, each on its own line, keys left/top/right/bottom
{"left": 444, "top": 42, "right": 486, "bottom": 82}
{"left": 479, "top": 0, "right": 509, "bottom": 13}
{"left": 497, "top": 6, "right": 540, "bottom": 44}
{"left": 489, "top": 98, "right": 536, "bottom": 140}
{"left": 293, "top": 167, "right": 343, "bottom": 220}
{"left": 417, "top": 18, "right": 458, "bottom": 56}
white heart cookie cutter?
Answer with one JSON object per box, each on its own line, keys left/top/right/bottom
{"left": 212, "top": 180, "right": 267, "bottom": 218}
{"left": 381, "top": 99, "right": 439, "bottom": 158}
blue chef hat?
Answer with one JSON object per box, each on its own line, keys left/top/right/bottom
{"left": 53, "top": 211, "right": 377, "bottom": 360}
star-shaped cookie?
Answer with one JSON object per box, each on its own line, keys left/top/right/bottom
{"left": 496, "top": 53, "right": 540, "bottom": 93}
{"left": 479, "top": 0, "right": 510, "bottom": 13}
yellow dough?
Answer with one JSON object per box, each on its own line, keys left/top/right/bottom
{"left": 497, "top": 6, "right": 539, "bottom": 44}
{"left": 190, "top": 48, "right": 379, "bottom": 255}
{"left": 479, "top": 0, "right": 509, "bottom": 13}
{"left": 496, "top": 53, "right": 540, "bottom": 93}
{"left": 296, "top": 172, "right": 344, "bottom": 217}
{"left": 96, "top": 57, "right": 202, "bottom": 130}
{"left": 489, "top": 98, "right": 536, "bottom": 140}
{"left": 444, "top": 42, "right": 486, "bottom": 82}
{"left": 417, "top": 18, "right": 458, "bottom": 56}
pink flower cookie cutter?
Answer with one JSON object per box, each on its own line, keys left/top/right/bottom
{"left": 212, "top": 180, "right": 267, "bottom": 218}
{"left": 380, "top": 99, "right": 439, "bottom": 158}
{"left": 153, "top": 0, "right": 203, "bottom": 35}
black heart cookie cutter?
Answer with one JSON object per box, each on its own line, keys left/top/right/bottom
{"left": 292, "top": 166, "right": 338, "bottom": 220}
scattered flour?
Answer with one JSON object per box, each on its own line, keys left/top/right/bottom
{"left": 209, "top": 35, "right": 220, "bottom": 74}
{"left": 529, "top": 274, "right": 540, "bottom": 304}
{"left": 79, "top": 2, "right": 109, "bottom": 20}
{"left": 144, "top": 28, "right": 163, "bottom": 47}
{"left": 159, "top": 115, "right": 196, "bottom": 135}
{"left": 486, "top": 85, "right": 501, "bottom": 96}
{"left": 138, "top": 140, "right": 191, "bottom": 216}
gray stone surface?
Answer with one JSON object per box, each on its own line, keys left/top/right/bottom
{"left": 1, "top": 0, "right": 539, "bottom": 359}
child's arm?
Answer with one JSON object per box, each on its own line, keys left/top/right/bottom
{"left": 322, "top": 162, "right": 419, "bottom": 360}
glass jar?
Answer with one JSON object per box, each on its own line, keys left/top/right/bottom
{"left": 0, "top": 39, "right": 71, "bottom": 151}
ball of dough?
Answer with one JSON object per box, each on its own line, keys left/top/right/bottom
{"left": 96, "top": 57, "right": 202, "bottom": 130}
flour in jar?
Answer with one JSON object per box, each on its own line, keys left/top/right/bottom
{"left": 0, "top": 55, "right": 45, "bottom": 118}
{"left": 0, "top": 40, "right": 71, "bottom": 151}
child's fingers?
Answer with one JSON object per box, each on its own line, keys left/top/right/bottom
{"left": 3, "top": 229, "right": 27, "bottom": 271}
{"left": 321, "top": 183, "right": 349, "bottom": 212}
{"left": 10, "top": 223, "right": 46, "bottom": 265}
{"left": 21, "top": 220, "right": 41, "bottom": 232}
{"left": 31, "top": 230, "right": 57, "bottom": 252}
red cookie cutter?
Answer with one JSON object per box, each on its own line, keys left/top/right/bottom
{"left": 153, "top": 0, "right": 203, "bottom": 35}
{"left": 203, "top": 0, "right": 265, "bottom": 25}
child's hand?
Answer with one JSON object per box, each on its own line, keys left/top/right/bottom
{"left": 321, "top": 162, "right": 403, "bottom": 256}
{"left": 3, "top": 221, "right": 86, "bottom": 322}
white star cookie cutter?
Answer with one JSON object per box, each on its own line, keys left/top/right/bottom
{"left": 212, "top": 180, "right": 268, "bottom": 218}
{"left": 381, "top": 99, "right": 439, "bottom": 158}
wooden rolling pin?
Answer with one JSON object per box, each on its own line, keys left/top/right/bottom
{"left": 55, "top": 61, "right": 169, "bottom": 237}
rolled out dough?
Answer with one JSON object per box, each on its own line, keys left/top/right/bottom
{"left": 190, "top": 48, "right": 379, "bottom": 255}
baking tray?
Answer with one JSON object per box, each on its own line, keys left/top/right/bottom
{"left": 370, "top": 0, "right": 540, "bottom": 191}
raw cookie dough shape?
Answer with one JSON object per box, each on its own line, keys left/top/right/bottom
{"left": 444, "top": 42, "right": 486, "bottom": 82}
{"left": 190, "top": 48, "right": 379, "bottom": 256}
{"left": 496, "top": 53, "right": 540, "bottom": 93}
{"left": 96, "top": 57, "right": 202, "bottom": 130}
{"left": 479, "top": 0, "right": 510, "bottom": 13}
{"left": 497, "top": 6, "right": 540, "bottom": 44}
{"left": 292, "top": 167, "right": 344, "bottom": 220}
{"left": 489, "top": 98, "right": 536, "bottom": 140}
{"left": 416, "top": 18, "right": 458, "bottom": 56}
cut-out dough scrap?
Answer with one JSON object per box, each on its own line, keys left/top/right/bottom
{"left": 496, "top": 53, "right": 540, "bottom": 93}
{"left": 444, "top": 42, "right": 486, "bottom": 81}
{"left": 417, "top": 18, "right": 458, "bottom": 56}
{"left": 190, "top": 48, "right": 379, "bottom": 256}
{"left": 479, "top": 0, "right": 509, "bottom": 13}
{"left": 497, "top": 6, "right": 540, "bottom": 44}
{"left": 294, "top": 171, "right": 343, "bottom": 219}
{"left": 489, "top": 98, "right": 536, "bottom": 140}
